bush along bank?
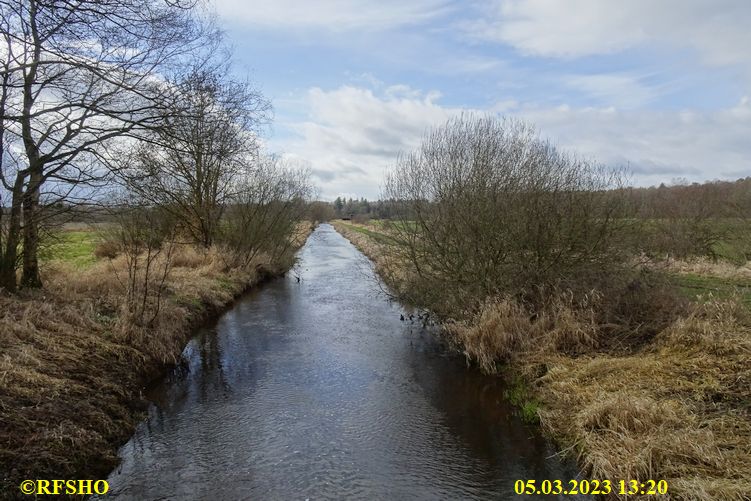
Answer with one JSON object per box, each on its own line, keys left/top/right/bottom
{"left": 333, "top": 220, "right": 751, "bottom": 501}
{"left": 0, "top": 224, "right": 314, "bottom": 498}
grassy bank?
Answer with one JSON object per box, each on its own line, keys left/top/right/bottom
{"left": 333, "top": 220, "right": 751, "bottom": 501}
{"left": 0, "top": 224, "right": 313, "bottom": 498}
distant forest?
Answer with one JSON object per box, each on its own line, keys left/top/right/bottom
{"left": 329, "top": 176, "right": 751, "bottom": 263}
{"left": 332, "top": 176, "right": 751, "bottom": 220}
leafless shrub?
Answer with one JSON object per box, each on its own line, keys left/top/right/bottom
{"left": 352, "top": 213, "right": 371, "bottom": 225}
{"left": 384, "top": 114, "right": 630, "bottom": 317}
{"left": 306, "top": 201, "right": 336, "bottom": 222}
{"left": 102, "top": 200, "right": 177, "bottom": 328}
{"left": 93, "top": 239, "right": 121, "bottom": 260}
{"left": 218, "top": 156, "right": 312, "bottom": 269}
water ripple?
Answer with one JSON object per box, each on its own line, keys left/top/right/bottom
{"left": 101, "top": 225, "right": 585, "bottom": 500}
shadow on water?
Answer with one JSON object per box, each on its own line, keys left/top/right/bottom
{"left": 100, "top": 224, "right": 587, "bottom": 500}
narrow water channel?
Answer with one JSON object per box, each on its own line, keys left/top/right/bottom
{"left": 103, "top": 224, "right": 583, "bottom": 499}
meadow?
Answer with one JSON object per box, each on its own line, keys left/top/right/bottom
{"left": 39, "top": 227, "right": 102, "bottom": 269}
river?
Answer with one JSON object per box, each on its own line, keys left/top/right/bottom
{"left": 102, "top": 224, "right": 583, "bottom": 499}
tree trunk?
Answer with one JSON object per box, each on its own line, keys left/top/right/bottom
{"left": 0, "top": 244, "right": 19, "bottom": 293}
{"left": 16, "top": 0, "right": 42, "bottom": 289}
{"left": 0, "top": 176, "right": 26, "bottom": 293}
{"left": 20, "top": 169, "right": 42, "bottom": 289}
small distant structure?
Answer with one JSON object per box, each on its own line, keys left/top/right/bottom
{"left": 341, "top": 213, "right": 354, "bottom": 221}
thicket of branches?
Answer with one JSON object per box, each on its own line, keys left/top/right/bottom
{"left": 0, "top": 0, "right": 210, "bottom": 291}
{"left": 122, "top": 63, "right": 272, "bottom": 248}
{"left": 219, "top": 156, "right": 312, "bottom": 268}
{"left": 622, "top": 178, "right": 751, "bottom": 262}
{"left": 99, "top": 197, "right": 178, "bottom": 327}
{"left": 383, "top": 115, "right": 630, "bottom": 315}
{"left": 0, "top": 0, "right": 312, "bottom": 295}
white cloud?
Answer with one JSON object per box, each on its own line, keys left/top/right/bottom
{"left": 212, "top": 0, "right": 452, "bottom": 31}
{"left": 563, "top": 73, "right": 657, "bottom": 109}
{"left": 274, "top": 85, "right": 467, "bottom": 198}
{"left": 518, "top": 97, "right": 751, "bottom": 184}
{"left": 470, "top": 0, "right": 751, "bottom": 67}
{"left": 274, "top": 85, "right": 751, "bottom": 198}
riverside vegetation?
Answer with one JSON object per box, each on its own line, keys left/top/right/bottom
{"left": 0, "top": 221, "right": 314, "bottom": 496}
{"left": 0, "top": 0, "right": 317, "bottom": 496}
{"left": 0, "top": 223, "right": 312, "bottom": 497}
{"left": 333, "top": 115, "right": 751, "bottom": 501}
{"left": 1, "top": 1, "right": 748, "bottom": 494}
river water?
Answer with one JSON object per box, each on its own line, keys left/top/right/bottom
{"left": 103, "top": 224, "right": 582, "bottom": 499}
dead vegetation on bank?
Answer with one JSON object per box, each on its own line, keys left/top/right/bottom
{"left": 0, "top": 226, "right": 312, "bottom": 498}
{"left": 333, "top": 218, "right": 751, "bottom": 501}
{"left": 455, "top": 297, "right": 751, "bottom": 501}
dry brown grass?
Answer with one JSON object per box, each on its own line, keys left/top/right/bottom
{"left": 0, "top": 226, "right": 312, "bottom": 499}
{"left": 448, "top": 298, "right": 531, "bottom": 371}
{"left": 331, "top": 221, "right": 384, "bottom": 261}
{"left": 658, "top": 257, "right": 751, "bottom": 280}
{"left": 453, "top": 299, "right": 751, "bottom": 500}
{"left": 536, "top": 301, "right": 751, "bottom": 500}
{"left": 447, "top": 292, "right": 601, "bottom": 373}
{"left": 452, "top": 299, "right": 750, "bottom": 500}
{"left": 332, "top": 221, "right": 427, "bottom": 307}
{"left": 93, "top": 239, "right": 120, "bottom": 259}
{"left": 335, "top": 221, "right": 751, "bottom": 501}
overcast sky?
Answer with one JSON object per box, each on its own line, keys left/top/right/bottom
{"left": 213, "top": 0, "right": 751, "bottom": 199}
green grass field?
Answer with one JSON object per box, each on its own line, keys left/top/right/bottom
{"left": 41, "top": 230, "right": 101, "bottom": 269}
{"left": 338, "top": 221, "right": 396, "bottom": 245}
{"left": 672, "top": 273, "right": 751, "bottom": 307}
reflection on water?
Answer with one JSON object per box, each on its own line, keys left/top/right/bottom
{"left": 102, "top": 224, "right": 584, "bottom": 500}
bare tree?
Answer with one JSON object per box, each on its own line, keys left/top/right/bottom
{"left": 219, "top": 155, "right": 312, "bottom": 268}
{"left": 306, "top": 200, "right": 335, "bottom": 222}
{"left": 123, "top": 64, "right": 271, "bottom": 247}
{"left": 0, "top": 0, "right": 209, "bottom": 291}
{"left": 384, "top": 114, "right": 629, "bottom": 316}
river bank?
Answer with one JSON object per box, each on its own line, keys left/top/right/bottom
{"left": 0, "top": 224, "right": 313, "bottom": 498}
{"left": 332, "top": 220, "right": 751, "bottom": 501}
{"left": 98, "top": 223, "right": 582, "bottom": 499}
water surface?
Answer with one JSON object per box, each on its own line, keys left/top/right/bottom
{"left": 104, "top": 224, "right": 582, "bottom": 499}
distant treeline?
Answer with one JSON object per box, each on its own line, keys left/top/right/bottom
{"left": 331, "top": 197, "right": 401, "bottom": 220}
{"left": 621, "top": 177, "right": 751, "bottom": 261}
{"left": 325, "top": 177, "right": 751, "bottom": 221}
{"left": 624, "top": 176, "right": 751, "bottom": 219}
{"left": 322, "top": 176, "right": 751, "bottom": 263}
